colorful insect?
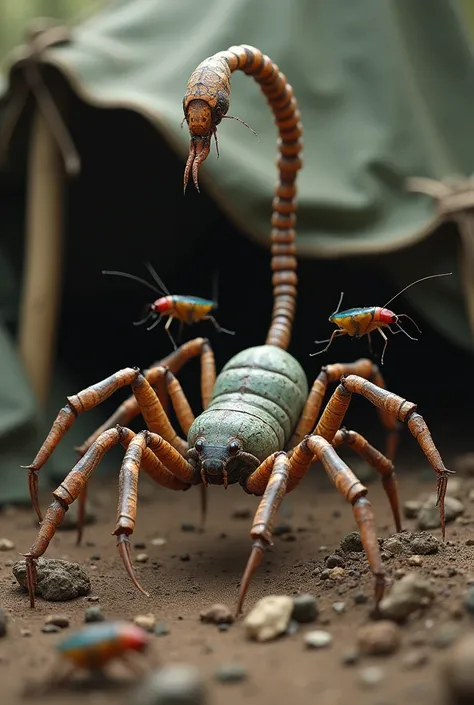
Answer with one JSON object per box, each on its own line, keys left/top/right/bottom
{"left": 34, "top": 622, "right": 151, "bottom": 691}
{"left": 311, "top": 273, "right": 452, "bottom": 364}
{"left": 102, "top": 263, "right": 234, "bottom": 349}
{"left": 22, "top": 45, "right": 452, "bottom": 619}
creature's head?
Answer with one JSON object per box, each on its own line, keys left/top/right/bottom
{"left": 378, "top": 308, "right": 398, "bottom": 325}
{"left": 183, "top": 93, "right": 229, "bottom": 193}
{"left": 187, "top": 435, "right": 260, "bottom": 489}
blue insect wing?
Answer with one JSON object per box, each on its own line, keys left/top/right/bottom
{"left": 174, "top": 295, "right": 215, "bottom": 307}
{"left": 330, "top": 306, "right": 375, "bottom": 322}
{"left": 57, "top": 623, "right": 119, "bottom": 653}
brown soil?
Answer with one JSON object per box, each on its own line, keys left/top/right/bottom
{"left": 1, "top": 460, "right": 472, "bottom": 705}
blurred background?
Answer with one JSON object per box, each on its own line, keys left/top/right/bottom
{"left": 1, "top": 0, "right": 474, "bottom": 502}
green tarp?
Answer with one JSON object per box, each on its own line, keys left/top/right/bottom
{"left": 1, "top": 0, "right": 474, "bottom": 501}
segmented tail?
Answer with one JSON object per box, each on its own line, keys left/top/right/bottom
{"left": 183, "top": 45, "right": 302, "bottom": 351}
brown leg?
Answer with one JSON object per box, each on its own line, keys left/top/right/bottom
{"left": 288, "top": 359, "right": 401, "bottom": 459}
{"left": 75, "top": 338, "right": 215, "bottom": 456}
{"left": 288, "top": 435, "right": 386, "bottom": 606}
{"left": 23, "top": 426, "right": 192, "bottom": 607}
{"left": 332, "top": 428, "right": 402, "bottom": 532}
{"left": 237, "top": 452, "right": 289, "bottom": 614}
{"left": 340, "top": 375, "right": 453, "bottom": 538}
{"left": 113, "top": 430, "right": 196, "bottom": 594}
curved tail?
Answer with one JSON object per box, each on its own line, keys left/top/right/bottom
{"left": 183, "top": 45, "right": 302, "bottom": 350}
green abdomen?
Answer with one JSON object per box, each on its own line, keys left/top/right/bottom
{"left": 187, "top": 346, "right": 308, "bottom": 461}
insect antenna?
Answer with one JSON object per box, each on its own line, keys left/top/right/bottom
{"left": 383, "top": 272, "right": 452, "bottom": 309}
{"left": 332, "top": 291, "right": 345, "bottom": 315}
{"left": 222, "top": 114, "right": 259, "bottom": 140}
{"left": 102, "top": 270, "right": 162, "bottom": 296}
{"left": 397, "top": 313, "right": 422, "bottom": 334}
{"left": 133, "top": 304, "right": 155, "bottom": 327}
{"left": 144, "top": 262, "right": 171, "bottom": 296}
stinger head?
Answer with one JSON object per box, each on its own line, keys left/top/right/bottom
{"left": 183, "top": 100, "right": 214, "bottom": 193}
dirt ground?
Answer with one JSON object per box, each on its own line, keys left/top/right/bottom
{"left": 1, "top": 442, "right": 474, "bottom": 705}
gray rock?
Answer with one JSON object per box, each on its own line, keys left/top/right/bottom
{"left": 130, "top": 665, "right": 207, "bottom": 705}
{"left": 0, "top": 609, "right": 6, "bottom": 638}
{"left": 291, "top": 594, "right": 318, "bottom": 623}
{"left": 409, "top": 533, "right": 440, "bottom": 555}
{"left": 199, "top": 604, "right": 234, "bottom": 625}
{"left": 443, "top": 633, "right": 474, "bottom": 704}
{"left": 340, "top": 532, "right": 364, "bottom": 553}
{"left": 432, "top": 621, "right": 462, "bottom": 649}
{"left": 41, "top": 623, "right": 61, "bottom": 633}
{"left": 417, "top": 495, "right": 464, "bottom": 530}
{"left": 359, "top": 666, "right": 384, "bottom": 687}
{"left": 383, "top": 538, "right": 405, "bottom": 555}
{"left": 378, "top": 572, "right": 434, "bottom": 622}
{"left": 84, "top": 606, "right": 105, "bottom": 623}
{"left": 403, "top": 501, "right": 422, "bottom": 519}
{"left": 13, "top": 558, "right": 90, "bottom": 601}
{"left": 154, "top": 623, "right": 170, "bottom": 636}
{"left": 214, "top": 663, "right": 248, "bottom": 683}
{"left": 325, "top": 554, "right": 345, "bottom": 568}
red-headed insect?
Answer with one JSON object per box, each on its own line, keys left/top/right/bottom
{"left": 102, "top": 263, "right": 234, "bottom": 350}
{"left": 310, "top": 272, "right": 452, "bottom": 365}
{"left": 29, "top": 622, "right": 152, "bottom": 693}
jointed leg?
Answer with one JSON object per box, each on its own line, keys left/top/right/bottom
{"left": 340, "top": 375, "right": 453, "bottom": 538}
{"left": 75, "top": 338, "right": 216, "bottom": 456}
{"left": 288, "top": 359, "right": 401, "bottom": 459}
{"left": 289, "top": 435, "right": 385, "bottom": 603}
{"left": 23, "top": 426, "right": 194, "bottom": 607}
{"left": 237, "top": 452, "right": 288, "bottom": 614}
{"left": 332, "top": 428, "right": 401, "bottom": 532}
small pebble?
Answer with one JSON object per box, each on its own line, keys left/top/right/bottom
{"left": 328, "top": 567, "right": 345, "bottom": 581}
{"left": 359, "top": 666, "right": 384, "bottom": 687}
{"left": 357, "top": 621, "right": 401, "bottom": 656}
{"left": 383, "top": 538, "right": 405, "bottom": 555}
{"left": 464, "top": 587, "right": 474, "bottom": 615}
{"left": 41, "top": 623, "right": 61, "bottom": 634}
{"left": 20, "top": 629, "right": 32, "bottom": 637}
{"left": 154, "top": 623, "right": 170, "bottom": 636}
{"left": 13, "top": 558, "right": 90, "bottom": 601}
{"left": 443, "top": 633, "right": 474, "bottom": 704}
{"left": 151, "top": 537, "right": 167, "bottom": 546}
{"left": 214, "top": 663, "right": 247, "bottom": 683}
{"left": 231, "top": 507, "right": 251, "bottom": 520}
{"left": 84, "top": 606, "right": 105, "bottom": 623}
{"left": 417, "top": 495, "right": 464, "bottom": 530}
{"left": 354, "top": 591, "right": 367, "bottom": 605}
{"left": 409, "top": 533, "right": 440, "bottom": 555}
{"left": 129, "top": 665, "right": 207, "bottom": 705}
{"left": 332, "top": 601, "right": 346, "bottom": 615}
{"left": 402, "top": 649, "right": 428, "bottom": 670}
{"left": 181, "top": 523, "right": 196, "bottom": 532}
{"left": 180, "top": 554, "right": 190, "bottom": 562}
{"left": 341, "top": 649, "right": 359, "bottom": 666}
{"left": 200, "top": 604, "right": 234, "bottom": 625}
{"left": 0, "top": 610, "right": 6, "bottom": 638}
{"left": 136, "top": 553, "right": 149, "bottom": 563}
{"left": 304, "top": 630, "right": 332, "bottom": 649}
{"left": 134, "top": 614, "right": 156, "bottom": 632}
{"left": 273, "top": 524, "right": 293, "bottom": 536}
{"left": 218, "top": 623, "right": 229, "bottom": 633}
{"left": 285, "top": 620, "right": 299, "bottom": 636}
{"left": 134, "top": 541, "right": 147, "bottom": 549}
{"left": 340, "top": 532, "right": 364, "bottom": 553}
{"left": 465, "top": 538, "right": 474, "bottom": 546}
{"left": 408, "top": 555, "right": 423, "bottom": 567}
{"left": 325, "top": 555, "right": 345, "bottom": 568}
{"left": 291, "top": 594, "right": 318, "bottom": 623}
{"left": 0, "top": 539, "right": 14, "bottom": 551}
{"left": 44, "top": 614, "right": 69, "bottom": 629}
{"left": 244, "top": 595, "right": 293, "bottom": 642}
{"left": 432, "top": 621, "right": 462, "bottom": 649}
{"left": 378, "top": 572, "right": 434, "bottom": 621}
{"left": 403, "top": 501, "right": 422, "bottom": 519}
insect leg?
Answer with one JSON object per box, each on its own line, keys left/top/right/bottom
{"left": 367, "top": 332, "right": 373, "bottom": 355}
{"left": 340, "top": 375, "right": 454, "bottom": 538}
{"left": 394, "top": 322, "right": 418, "bottom": 341}
{"left": 287, "top": 358, "right": 401, "bottom": 460}
{"left": 163, "top": 316, "right": 178, "bottom": 350}
{"left": 309, "top": 328, "right": 347, "bottom": 356}
{"left": 114, "top": 430, "right": 193, "bottom": 597}
{"left": 332, "top": 428, "right": 401, "bottom": 532}
{"left": 377, "top": 328, "right": 389, "bottom": 365}
{"left": 205, "top": 315, "right": 235, "bottom": 335}
{"left": 287, "top": 436, "right": 386, "bottom": 605}
{"left": 237, "top": 452, "right": 288, "bottom": 615}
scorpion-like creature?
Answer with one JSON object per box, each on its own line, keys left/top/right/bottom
{"left": 21, "top": 45, "right": 452, "bottom": 613}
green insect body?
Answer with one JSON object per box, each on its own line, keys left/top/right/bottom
{"left": 187, "top": 346, "right": 308, "bottom": 485}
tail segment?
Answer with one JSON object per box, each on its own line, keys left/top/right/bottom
{"left": 183, "top": 45, "right": 302, "bottom": 350}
